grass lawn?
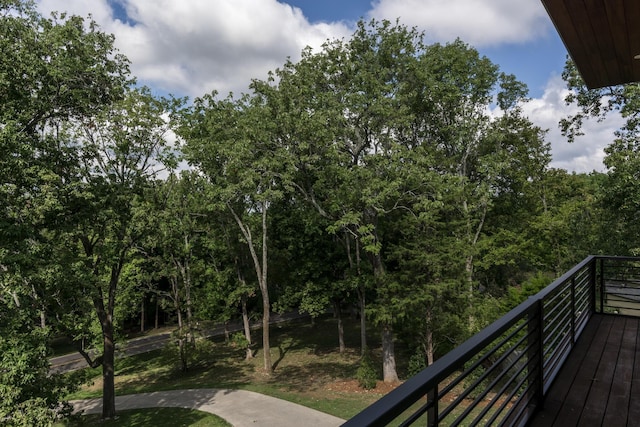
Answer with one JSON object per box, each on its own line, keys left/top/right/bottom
{"left": 59, "top": 407, "right": 230, "bottom": 426}
{"left": 66, "top": 316, "right": 407, "bottom": 421}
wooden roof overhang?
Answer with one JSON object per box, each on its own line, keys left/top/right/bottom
{"left": 541, "top": 0, "right": 640, "bottom": 89}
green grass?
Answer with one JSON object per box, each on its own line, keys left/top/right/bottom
{"left": 65, "top": 316, "right": 402, "bottom": 420}
{"left": 58, "top": 407, "right": 230, "bottom": 426}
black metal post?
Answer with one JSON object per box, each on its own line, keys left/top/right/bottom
{"left": 590, "top": 257, "right": 596, "bottom": 314}
{"left": 570, "top": 276, "right": 576, "bottom": 345}
{"left": 527, "top": 301, "right": 544, "bottom": 410}
{"left": 600, "top": 258, "right": 605, "bottom": 313}
{"left": 427, "top": 387, "right": 438, "bottom": 427}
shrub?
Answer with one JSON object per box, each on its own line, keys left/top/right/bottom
{"left": 407, "top": 347, "right": 427, "bottom": 377}
{"left": 356, "top": 352, "right": 378, "bottom": 390}
{"left": 230, "top": 332, "right": 250, "bottom": 350}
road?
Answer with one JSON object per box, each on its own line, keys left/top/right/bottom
{"left": 49, "top": 311, "right": 308, "bottom": 374}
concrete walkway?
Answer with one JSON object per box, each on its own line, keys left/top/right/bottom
{"left": 70, "top": 388, "right": 345, "bottom": 427}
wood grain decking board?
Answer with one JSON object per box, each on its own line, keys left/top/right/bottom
{"left": 529, "top": 314, "right": 640, "bottom": 427}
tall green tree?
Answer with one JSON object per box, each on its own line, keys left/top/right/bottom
{"left": 53, "top": 87, "right": 180, "bottom": 418}
{"left": 265, "top": 19, "right": 546, "bottom": 380}
{"left": 263, "top": 20, "right": 418, "bottom": 382}
{"left": 561, "top": 59, "right": 640, "bottom": 254}
{"left": 181, "top": 91, "right": 294, "bottom": 374}
{"left": 142, "top": 173, "right": 201, "bottom": 371}
{"left": 1, "top": 1, "right": 130, "bottom": 422}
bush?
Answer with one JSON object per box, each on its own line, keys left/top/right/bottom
{"left": 407, "top": 347, "right": 427, "bottom": 377}
{"left": 162, "top": 329, "right": 216, "bottom": 371}
{"left": 230, "top": 332, "right": 250, "bottom": 350}
{"left": 356, "top": 352, "right": 378, "bottom": 390}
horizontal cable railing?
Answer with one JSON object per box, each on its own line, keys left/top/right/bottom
{"left": 343, "top": 255, "right": 640, "bottom": 427}
{"left": 598, "top": 256, "right": 640, "bottom": 317}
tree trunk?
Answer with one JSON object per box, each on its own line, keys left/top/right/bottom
{"left": 259, "top": 204, "right": 272, "bottom": 373}
{"left": 140, "top": 298, "right": 145, "bottom": 333}
{"left": 173, "top": 277, "right": 188, "bottom": 372}
{"left": 229, "top": 201, "right": 271, "bottom": 373}
{"left": 381, "top": 324, "right": 399, "bottom": 383}
{"left": 348, "top": 234, "right": 367, "bottom": 354}
{"left": 334, "top": 300, "right": 345, "bottom": 353}
{"left": 31, "top": 284, "right": 46, "bottom": 328}
{"left": 241, "top": 294, "right": 253, "bottom": 359}
{"left": 155, "top": 297, "right": 159, "bottom": 329}
{"left": 261, "top": 293, "right": 271, "bottom": 372}
{"left": 101, "top": 318, "right": 116, "bottom": 419}
{"left": 369, "top": 240, "right": 400, "bottom": 383}
{"left": 426, "top": 307, "right": 434, "bottom": 366}
{"left": 94, "top": 257, "right": 125, "bottom": 420}
{"left": 357, "top": 284, "right": 366, "bottom": 354}
{"left": 174, "top": 252, "right": 195, "bottom": 345}
{"left": 184, "top": 256, "right": 194, "bottom": 345}
{"left": 93, "top": 292, "right": 116, "bottom": 420}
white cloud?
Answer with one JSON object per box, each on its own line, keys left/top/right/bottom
{"left": 369, "top": 0, "right": 551, "bottom": 46}
{"left": 36, "top": 0, "right": 351, "bottom": 98}
{"left": 37, "top": 0, "right": 113, "bottom": 23}
{"left": 523, "top": 75, "right": 624, "bottom": 173}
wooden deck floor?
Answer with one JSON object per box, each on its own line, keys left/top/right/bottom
{"left": 529, "top": 314, "right": 640, "bottom": 427}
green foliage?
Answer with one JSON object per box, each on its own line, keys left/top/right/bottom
{"left": 230, "top": 332, "right": 250, "bottom": 351}
{"left": 407, "top": 348, "right": 428, "bottom": 377}
{"left": 2, "top": 10, "right": 631, "bottom": 424}
{"left": 501, "top": 272, "right": 554, "bottom": 312}
{"left": 0, "top": 0, "right": 139, "bottom": 420}
{"left": 356, "top": 351, "right": 378, "bottom": 390}
{"left": 0, "top": 303, "right": 77, "bottom": 426}
{"left": 162, "top": 332, "right": 216, "bottom": 372}
{"left": 560, "top": 59, "right": 640, "bottom": 257}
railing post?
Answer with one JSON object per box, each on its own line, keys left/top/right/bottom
{"left": 590, "top": 257, "right": 596, "bottom": 314}
{"left": 527, "top": 300, "right": 544, "bottom": 410}
{"left": 599, "top": 258, "right": 605, "bottom": 313}
{"left": 571, "top": 276, "right": 576, "bottom": 345}
{"left": 427, "top": 386, "right": 438, "bottom": 427}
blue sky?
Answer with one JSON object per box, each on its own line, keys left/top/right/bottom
{"left": 36, "top": 0, "right": 624, "bottom": 173}
{"left": 287, "top": 0, "right": 569, "bottom": 99}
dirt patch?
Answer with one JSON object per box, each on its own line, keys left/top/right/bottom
{"left": 325, "top": 379, "right": 400, "bottom": 395}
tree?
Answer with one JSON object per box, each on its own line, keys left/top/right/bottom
{"left": 561, "top": 59, "right": 640, "bottom": 255}
{"left": 0, "top": 283, "right": 77, "bottom": 426}
{"left": 269, "top": 197, "right": 351, "bottom": 352}
{"left": 265, "top": 19, "right": 436, "bottom": 382}
{"left": 181, "top": 91, "right": 294, "bottom": 374}
{"left": 140, "top": 171, "right": 231, "bottom": 371}
{"left": 265, "top": 19, "right": 545, "bottom": 381}
{"left": 53, "top": 87, "right": 180, "bottom": 418}
{"left": 528, "top": 170, "right": 601, "bottom": 273}
{"left": 1, "top": 1, "right": 130, "bottom": 422}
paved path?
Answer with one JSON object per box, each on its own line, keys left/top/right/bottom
{"left": 70, "top": 388, "right": 345, "bottom": 427}
{"left": 51, "top": 312, "right": 308, "bottom": 374}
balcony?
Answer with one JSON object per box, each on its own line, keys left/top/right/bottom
{"left": 343, "top": 256, "right": 640, "bottom": 426}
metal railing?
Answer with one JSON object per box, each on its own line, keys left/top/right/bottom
{"left": 343, "top": 255, "right": 640, "bottom": 426}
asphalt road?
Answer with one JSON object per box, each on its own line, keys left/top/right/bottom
{"left": 49, "top": 311, "right": 307, "bottom": 374}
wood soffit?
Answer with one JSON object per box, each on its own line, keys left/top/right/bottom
{"left": 541, "top": 0, "right": 640, "bottom": 89}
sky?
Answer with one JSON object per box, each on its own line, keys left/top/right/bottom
{"left": 35, "top": 0, "right": 625, "bottom": 173}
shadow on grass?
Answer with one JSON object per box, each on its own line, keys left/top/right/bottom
{"left": 273, "top": 361, "right": 360, "bottom": 392}
{"left": 68, "top": 313, "right": 400, "bottom": 422}
{"left": 67, "top": 405, "right": 230, "bottom": 427}
{"left": 114, "top": 345, "right": 254, "bottom": 394}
